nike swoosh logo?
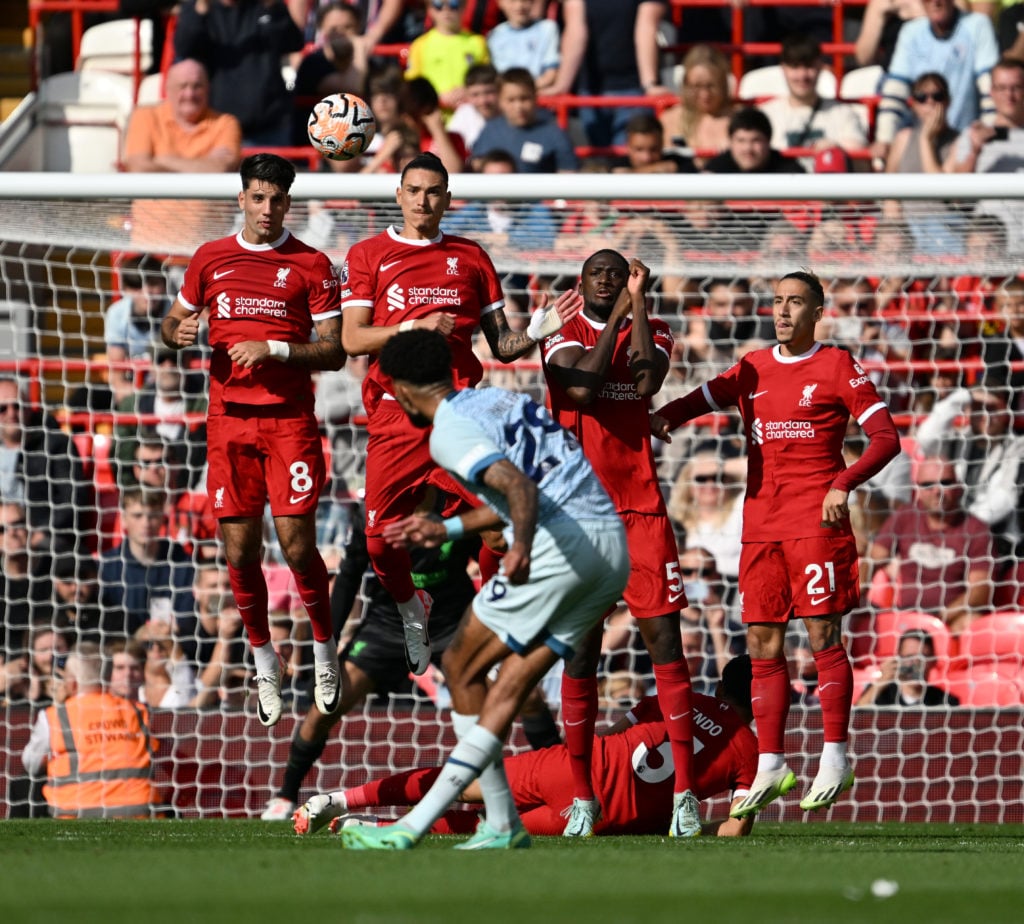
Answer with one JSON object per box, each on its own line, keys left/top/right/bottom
{"left": 669, "top": 711, "right": 690, "bottom": 720}
{"left": 380, "top": 261, "right": 401, "bottom": 272}
{"left": 213, "top": 269, "right": 234, "bottom": 279}
{"left": 289, "top": 493, "right": 311, "bottom": 504}
{"left": 810, "top": 594, "right": 833, "bottom": 606}
{"left": 668, "top": 591, "right": 686, "bottom": 603}
{"left": 750, "top": 697, "right": 762, "bottom": 703}
{"left": 748, "top": 390, "right": 768, "bottom": 399}
{"left": 564, "top": 718, "right": 588, "bottom": 727}
{"left": 818, "top": 682, "right": 838, "bottom": 692}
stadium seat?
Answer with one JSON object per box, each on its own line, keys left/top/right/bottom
{"left": 136, "top": 72, "right": 165, "bottom": 105}
{"left": 839, "top": 65, "right": 883, "bottom": 100}
{"left": 72, "top": 432, "right": 95, "bottom": 480}
{"left": 942, "top": 668, "right": 1024, "bottom": 707}
{"left": 34, "top": 71, "right": 135, "bottom": 172}
{"left": 951, "top": 612, "right": 1024, "bottom": 672}
{"left": 78, "top": 18, "right": 154, "bottom": 74}
{"left": 738, "top": 65, "right": 836, "bottom": 101}
{"left": 264, "top": 564, "right": 300, "bottom": 614}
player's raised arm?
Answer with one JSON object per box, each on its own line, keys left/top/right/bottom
{"left": 623, "top": 258, "right": 669, "bottom": 398}
{"left": 480, "top": 289, "right": 584, "bottom": 363}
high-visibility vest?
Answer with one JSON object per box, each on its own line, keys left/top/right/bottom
{"left": 42, "top": 691, "right": 159, "bottom": 819}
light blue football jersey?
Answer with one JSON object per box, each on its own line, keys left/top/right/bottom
{"left": 430, "top": 387, "right": 618, "bottom": 530}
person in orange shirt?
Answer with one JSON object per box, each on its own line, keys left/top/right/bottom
{"left": 122, "top": 57, "right": 242, "bottom": 173}
{"left": 21, "top": 642, "right": 161, "bottom": 819}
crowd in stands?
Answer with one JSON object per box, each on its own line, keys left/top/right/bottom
{"left": 7, "top": 1, "right": 1024, "bottom": 747}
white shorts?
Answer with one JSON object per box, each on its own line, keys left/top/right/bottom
{"left": 473, "top": 516, "right": 630, "bottom": 659}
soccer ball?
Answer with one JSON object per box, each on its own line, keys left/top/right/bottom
{"left": 307, "top": 92, "right": 377, "bottom": 161}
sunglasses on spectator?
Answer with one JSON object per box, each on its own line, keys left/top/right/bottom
{"left": 430, "top": 0, "right": 461, "bottom": 9}
{"left": 693, "top": 473, "right": 726, "bottom": 484}
{"left": 0, "top": 403, "right": 18, "bottom": 413}
{"left": 916, "top": 479, "right": 957, "bottom": 488}
{"left": 912, "top": 90, "right": 948, "bottom": 103}
{"left": 681, "top": 566, "right": 715, "bottom": 577}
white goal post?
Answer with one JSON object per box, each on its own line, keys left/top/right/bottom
{"left": 0, "top": 171, "right": 1022, "bottom": 824}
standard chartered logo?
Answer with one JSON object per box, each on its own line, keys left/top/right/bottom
{"left": 216, "top": 292, "right": 231, "bottom": 318}
{"left": 752, "top": 417, "right": 764, "bottom": 445}
{"left": 386, "top": 282, "right": 404, "bottom": 312}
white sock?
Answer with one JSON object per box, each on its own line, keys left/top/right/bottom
{"left": 312, "top": 639, "right": 336, "bottom": 665}
{"left": 396, "top": 594, "right": 424, "bottom": 623}
{"left": 757, "top": 753, "right": 786, "bottom": 774}
{"left": 253, "top": 643, "right": 279, "bottom": 676}
{"left": 820, "top": 741, "right": 849, "bottom": 770}
{"left": 451, "top": 711, "right": 478, "bottom": 740}
{"left": 399, "top": 724, "right": 501, "bottom": 837}
{"left": 476, "top": 757, "right": 518, "bottom": 832}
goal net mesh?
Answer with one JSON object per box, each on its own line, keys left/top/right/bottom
{"left": 0, "top": 179, "right": 1022, "bottom": 824}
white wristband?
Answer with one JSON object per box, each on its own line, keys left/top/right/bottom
{"left": 266, "top": 340, "right": 290, "bottom": 361}
{"left": 526, "top": 306, "right": 564, "bottom": 342}
{"left": 400, "top": 319, "right": 415, "bottom": 332}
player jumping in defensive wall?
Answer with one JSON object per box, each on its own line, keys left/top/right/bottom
{"left": 651, "top": 270, "right": 901, "bottom": 817}
{"left": 161, "top": 153, "right": 345, "bottom": 728}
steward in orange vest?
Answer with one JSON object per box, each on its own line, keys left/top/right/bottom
{"left": 23, "top": 644, "right": 160, "bottom": 818}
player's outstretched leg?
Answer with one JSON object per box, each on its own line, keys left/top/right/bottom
{"left": 668, "top": 790, "right": 702, "bottom": 838}
{"left": 729, "top": 764, "right": 798, "bottom": 818}
{"left": 561, "top": 797, "right": 601, "bottom": 837}
{"left": 455, "top": 817, "right": 531, "bottom": 850}
{"left": 293, "top": 791, "right": 347, "bottom": 835}
{"left": 399, "top": 589, "right": 433, "bottom": 676}
{"left": 799, "top": 764, "right": 855, "bottom": 812}
{"left": 339, "top": 821, "right": 419, "bottom": 850}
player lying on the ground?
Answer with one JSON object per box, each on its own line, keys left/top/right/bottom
{"left": 294, "top": 655, "right": 759, "bottom": 838}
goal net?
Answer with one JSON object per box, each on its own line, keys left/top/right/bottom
{"left": 0, "top": 172, "right": 1022, "bottom": 824}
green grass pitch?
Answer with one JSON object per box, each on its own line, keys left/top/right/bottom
{"left": 1, "top": 821, "right": 1023, "bottom": 924}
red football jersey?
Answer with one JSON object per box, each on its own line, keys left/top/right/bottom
{"left": 704, "top": 344, "right": 889, "bottom": 541}
{"left": 592, "top": 692, "right": 758, "bottom": 833}
{"left": 341, "top": 228, "right": 505, "bottom": 403}
{"left": 177, "top": 230, "right": 341, "bottom": 415}
{"left": 542, "top": 314, "right": 673, "bottom": 514}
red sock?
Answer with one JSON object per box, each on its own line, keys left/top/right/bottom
{"left": 365, "top": 534, "right": 415, "bottom": 603}
{"left": 227, "top": 561, "right": 269, "bottom": 647}
{"left": 560, "top": 673, "right": 598, "bottom": 801}
{"left": 290, "top": 552, "right": 333, "bottom": 644}
{"left": 345, "top": 768, "right": 442, "bottom": 810}
{"left": 750, "top": 657, "right": 791, "bottom": 755}
{"left": 812, "top": 645, "right": 853, "bottom": 743}
{"left": 477, "top": 543, "right": 503, "bottom": 583}
{"left": 653, "top": 659, "right": 694, "bottom": 793}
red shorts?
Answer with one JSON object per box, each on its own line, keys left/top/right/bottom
{"left": 738, "top": 534, "right": 860, "bottom": 623}
{"left": 206, "top": 409, "right": 325, "bottom": 519}
{"left": 621, "top": 511, "right": 684, "bottom": 619}
{"left": 362, "top": 399, "right": 476, "bottom": 536}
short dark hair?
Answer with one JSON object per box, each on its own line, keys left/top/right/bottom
{"left": 316, "top": 0, "right": 362, "bottom": 30}
{"left": 581, "top": 249, "right": 628, "bottom": 275}
{"left": 477, "top": 149, "right": 518, "bottom": 172}
{"left": 400, "top": 151, "right": 448, "bottom": 188}
{"left": 625, "top": 112, "right": 663, "bottom": 138}
{"left": 780, "top": 33, "right": 822, "bottom": 67}
{"left": 379, "top": 330, "right": 453, "bottom": 388}
{"left": 119, "top": 254, "right": 166, "bottom": 292}
{"left": 240, "top": 153, "right": 296, "bottom": 194}
{"left": 898, "top": 629, "right": 935, "bottom": 656}
{"left": 464, "top": 62, "right": 498, "bottom": 87}
{"left": 498, "top": 67, "right": 536, "bottom": 95}
{"left": 780, "top": 269, "right": 825, "bottom": 307}
{"left": 728, "top": 107, "right": 772, "bottom": 139}
{"left": 404, "top": 75, "right": 440, "bottom": 114}
{"left": 721, "top": 655, "right": 752, "bottom": 712}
